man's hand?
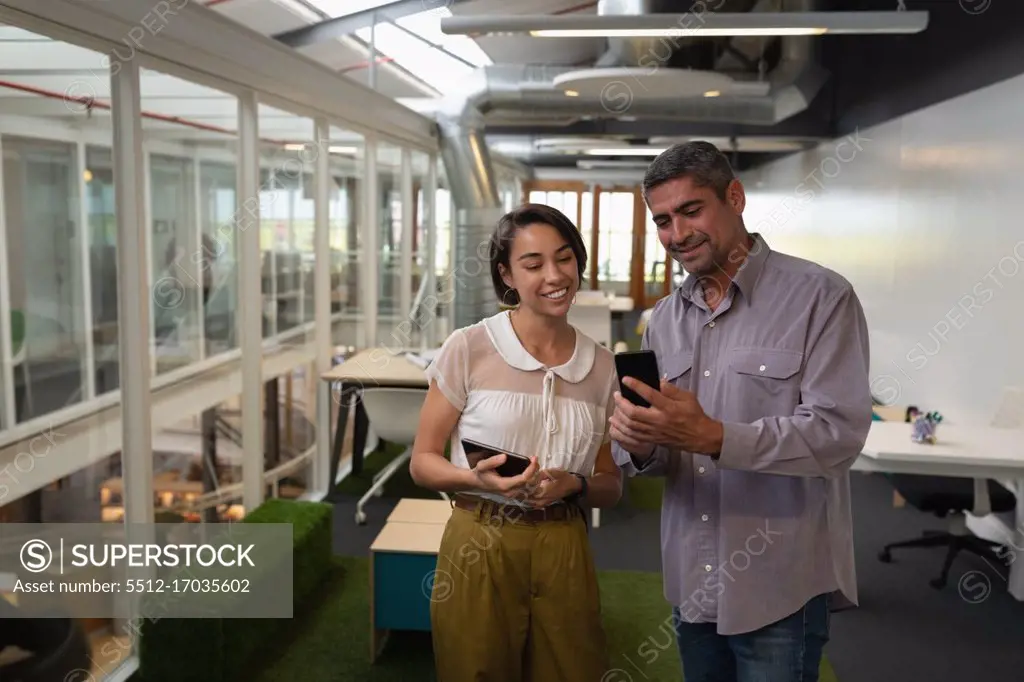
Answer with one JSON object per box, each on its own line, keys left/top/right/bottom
{"left": 528, "top": 469, "right": 581, "bottom": 508}
{"left": 610, "top": 378, "right": 724, "bottom": 455}
{"left": 469, "top": 454, "right": 540, "bottom": 495}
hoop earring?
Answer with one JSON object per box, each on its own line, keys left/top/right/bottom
{"left": 501, "top": 288, "right": 519, "bottom": 309}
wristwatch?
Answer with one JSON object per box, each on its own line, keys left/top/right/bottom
{"left": 567, "top": 472, "right": 588, "bottom": 502}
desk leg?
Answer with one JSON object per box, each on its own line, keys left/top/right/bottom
{"left": 369, "top": 550, "right": 390, "bottom": 662}
{"left": 1009, "top": 479, "right": 1024, "bottom": 600}
{"left": 352, "top": 400, "right": 369, "bottom": 476}
{"left": 326, "top": 381, "right": 352, "bottom": 499}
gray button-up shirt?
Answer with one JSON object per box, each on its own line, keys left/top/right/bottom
{"left": 612, "top": 233, "right": 872, "bottom": 635}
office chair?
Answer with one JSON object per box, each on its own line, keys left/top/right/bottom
{"left": 354, "top": 387, "right": 447, "bottom": 524}
{"left": 878, "top": 474, "right": 1017, "bottom": 588}
{"left": 878, "top": 398, "right": 1021, "bottom": 589}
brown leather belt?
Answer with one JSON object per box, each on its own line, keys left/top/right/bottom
{"left": 453, "top": 494, "right": 580, "bottom": 524}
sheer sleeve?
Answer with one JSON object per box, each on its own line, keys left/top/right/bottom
{"left": 424, "top": 329, "right": 471, "bottom": 412}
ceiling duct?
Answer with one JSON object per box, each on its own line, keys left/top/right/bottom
{"left": 431, "top": 0, "right": 829, "bottom": 128}
{"left": 594, "top": 0, "right": 684, "bottom": 68}
{"left": 434, "top": 0, "right": 825, "bottom": 327}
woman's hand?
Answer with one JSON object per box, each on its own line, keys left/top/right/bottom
{"left": 528, "top": 468, "right": 582, "bottom": 508}
{"left": 469, "top": 454, "right": 540, "bottom": 495}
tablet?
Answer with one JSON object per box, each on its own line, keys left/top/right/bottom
{"left": 461, "top": 438, "right": 531, "bottom": 477}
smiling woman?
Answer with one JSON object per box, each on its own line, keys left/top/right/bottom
{"left": 408, "top": 202, "right": 623, "bottom": 682}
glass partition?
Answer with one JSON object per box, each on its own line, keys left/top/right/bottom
{"left": 140, "top": 68, "right": 240, "bottom": 374}
{"left": 376, "top": 140, "right": 404, "bottom": 342}
{"left": 328, "top": 126, "right": 364, "bottom": 348}
{"left": 256, "top": 105, "right": 316, "bottom": 342}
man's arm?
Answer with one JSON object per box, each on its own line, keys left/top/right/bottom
{"left": 611, "top": 319, "right": 673, "bottom": 477}
{"left": 612, "top": 441, "right": 671, "bottom": 477}
{"left": 713, "top": 285, "right": 872, "bottom": 478}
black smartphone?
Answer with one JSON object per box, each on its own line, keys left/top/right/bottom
{"left": 461, "top": 438, "right": 531, "bottom": 477}
{"left": 614, "top": 350, "right": 662, "bottom": 408}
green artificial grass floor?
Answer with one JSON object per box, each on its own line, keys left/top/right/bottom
{"left": 254, "top": 556, "right": 838, "bottom": 682}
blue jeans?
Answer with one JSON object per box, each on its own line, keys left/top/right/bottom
{"left": 671, "top": 594, "right": 831, "bottom": 682}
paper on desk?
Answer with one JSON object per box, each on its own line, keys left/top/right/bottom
{"left": 404, "top": 350, "right": 438, "bottom": 369}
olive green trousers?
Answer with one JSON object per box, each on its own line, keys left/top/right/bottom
{"left": 430, "top": 501, "right": 610, "bottom": 682}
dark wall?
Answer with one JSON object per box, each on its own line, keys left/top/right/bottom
{"left": 823, "top": 0, "right": 1024, "bottom": 135}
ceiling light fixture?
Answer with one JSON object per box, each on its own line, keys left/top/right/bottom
{"left": 704, "top": 90, "right": 721, "bottom": 98}
{"left": 439, "top": 11, "right": 929, "bottom": 38}
{"left": 565, "top": 89, "right": 580, "bottom": 97}
{"left": 328, "top": 146, "right": 358, "bottom": 154}
{"left": 584, "top": 147, "right": 667, "bottom": 157}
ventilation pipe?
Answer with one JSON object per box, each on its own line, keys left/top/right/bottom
{"left": 437, "top": 0, "right": 825, "bottom": 328}
{"left": 436, "top": 98, "right": 503, "bottom": 331}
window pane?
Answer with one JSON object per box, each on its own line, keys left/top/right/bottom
{"left": 355, "top": 23, "right": 473, "bottom": 94}
{"left": 329, "top": 126, "right": 364, "bottom": 348}
{"left": 2, "top": 137, "right": 86, "bottom": 421}
{"left": 310, "top": 0, "right": 395, "bottom": 17}
{"left": 141, "top": 68, "right": 240, "bottom": 372}
{"left": 377, "top": 141, "right": 403, "bottom": 343}
{"left": 395, "top": 10, "right": 492, "bottom": 67}
{"left": 257, "top": 105, "right": 315, "bottom": 342}
{"left": 597, "top": 191, "right": 636, "bottom": 292}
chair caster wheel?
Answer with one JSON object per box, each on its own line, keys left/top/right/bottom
{"left": 355, "top": 510, "right": 367, "bottom": 525}
{"left": 929, "top": 577, "right": 946, "bottom": 589}
{"left": 878, "top": 550, "right": 893, "bottom": 563}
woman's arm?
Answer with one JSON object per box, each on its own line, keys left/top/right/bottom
{"left": 410, "top": 382, "right": 477, "bottom": 491}
{"left": 410, "top": 382, "right": 538, "bottom": 494}
{"left": 585, "top": 442, "right": 623, "bottom": 508}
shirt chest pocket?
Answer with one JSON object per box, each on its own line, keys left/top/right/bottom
{"left": 661, "top": 353, "right": 693, "bottom": 389}
{"left": 727, "top": 347, "right": 804, "bottom": 418}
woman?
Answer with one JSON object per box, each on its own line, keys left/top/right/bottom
{"left": 410, "top": 203, "right": 622, "bottom": 682}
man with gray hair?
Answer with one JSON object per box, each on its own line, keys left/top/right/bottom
{"left": 609, "top": 141, "right": 871, "bottom": 681}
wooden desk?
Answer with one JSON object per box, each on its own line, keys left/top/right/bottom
{"left": 321, "top": 348, "right": 428, "bottom": 484}
{"left": 386, "top": 498, "right": 453, "bottom": 524}
{"left": 854, "top": 420, "right": 1024, "bottom": 601}
{"left": 369, "top": 519, "right": 447, "bottom": 661}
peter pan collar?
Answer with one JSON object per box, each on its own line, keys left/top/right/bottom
{"left": 482, "top": 310, "right": 596, "bottom": 383}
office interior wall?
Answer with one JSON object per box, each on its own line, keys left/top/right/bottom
{"left": 739, "top": 72, "right": 1024, "bottom": 427}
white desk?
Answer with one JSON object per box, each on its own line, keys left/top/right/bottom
{"left": 854, "top": 421, "right": 1024, "bottom": 599}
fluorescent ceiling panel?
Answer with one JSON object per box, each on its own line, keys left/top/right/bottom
{"left": 439, "top": 11, "right": 930, "bottom": 37}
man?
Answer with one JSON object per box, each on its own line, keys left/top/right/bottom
{"left": 609, "top": 141, "right": 871, "bottom": 681}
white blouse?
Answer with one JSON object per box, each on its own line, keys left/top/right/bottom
{"left": 425, "top": 311, "right": 618, "bottom": 506}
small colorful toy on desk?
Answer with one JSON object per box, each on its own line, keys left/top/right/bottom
{"left": 910, "top": 410, "right": 943, "bottom": 444}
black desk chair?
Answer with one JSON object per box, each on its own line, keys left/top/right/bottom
{"left": 875, "top": 402, "right": 1019, "bottom": 589}
{"left": 878, "top": 473, "right": 1017, "bottom": 588}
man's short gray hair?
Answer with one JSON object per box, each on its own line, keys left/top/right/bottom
{"left": 642, "top": 141, "right": 735, "bottom": 202}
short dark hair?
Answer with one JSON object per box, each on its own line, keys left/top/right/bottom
{"left": 642, "top": 140, "right": 735, "bottom": 202}
{"left": 489, "top": 203, "right": 588, "bottom": 307}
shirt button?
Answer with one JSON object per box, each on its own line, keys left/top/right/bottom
{"left": 705, "top": 564, "right": 713, "bottom": 572}
{"left": 701, "top": 514, "right": 709, "bottom": 521}
{"left": 698, "top": 466, "right": 706, "bottom": 474}
{"left": 759, "top": 364, "right": 766, "bottom": 372}
{"left": 708, "top": 321, "right": 715, "bottom": 328}
{"left": 703, "top": 370, "right": 710, "bottom": 377}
